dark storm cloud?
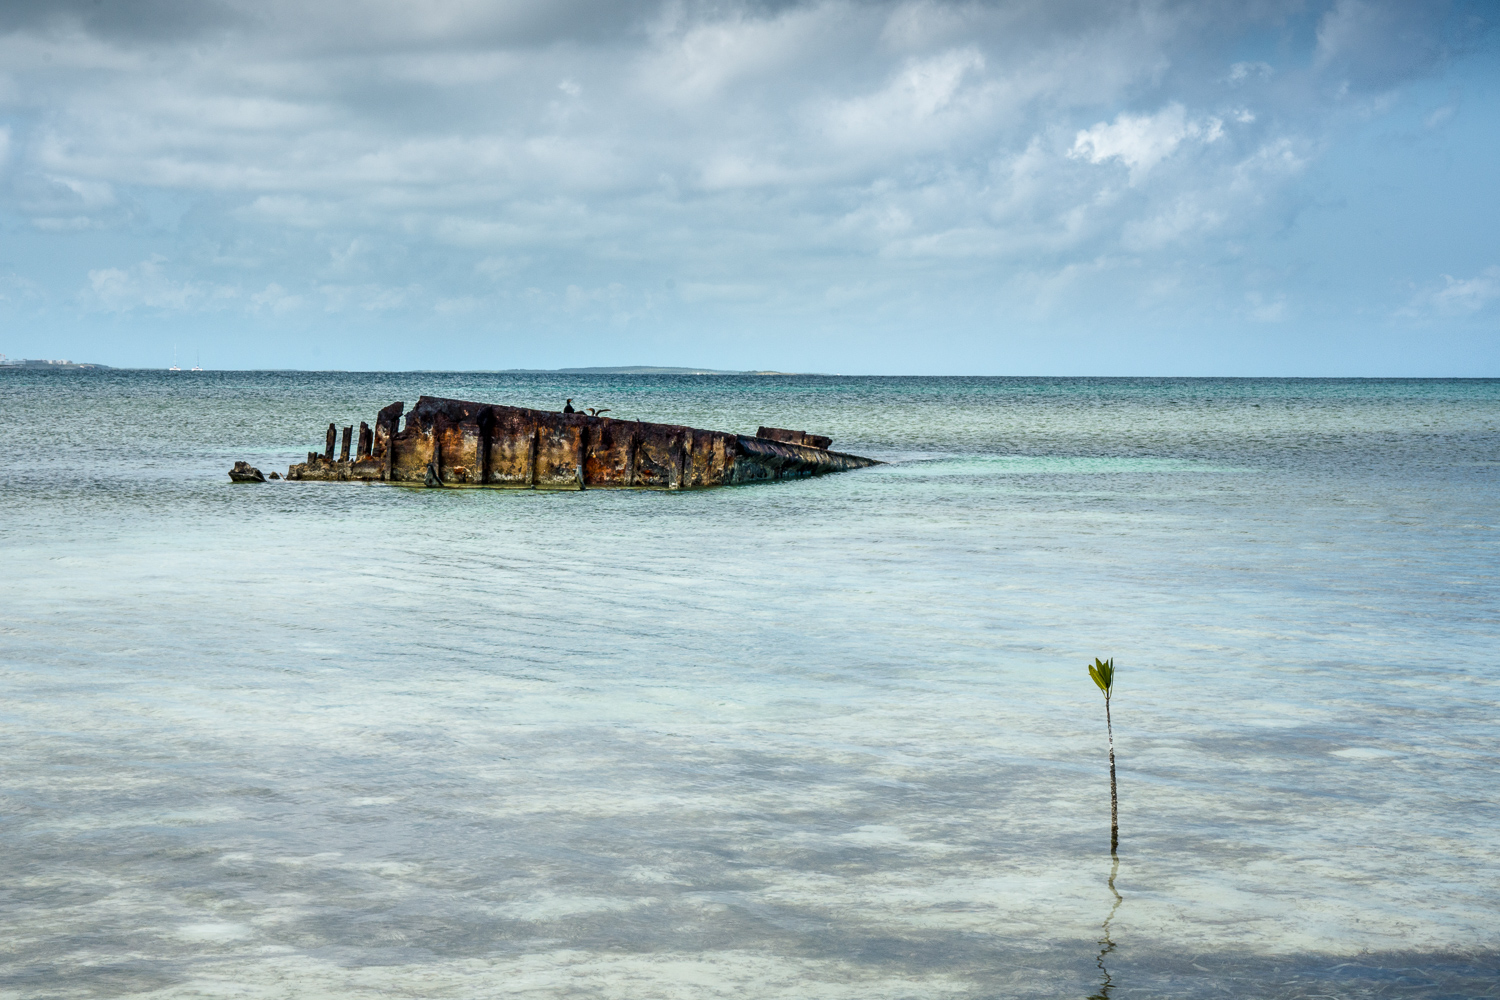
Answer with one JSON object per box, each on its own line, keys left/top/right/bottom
{"left": 1315, "top": 0, "right": 1462, "bottom": 89}
{"left": 0, "top": 0, "right": 244, "bottom": 41}
{"left": 0, "top": 0, "right": 787, "bottom": 50}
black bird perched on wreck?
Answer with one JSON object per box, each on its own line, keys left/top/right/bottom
{"left": 587, "top": 408, "right": 610, "bottom": 416}
{"left": 563, "top": 399, "right": 575, "bottom": 413}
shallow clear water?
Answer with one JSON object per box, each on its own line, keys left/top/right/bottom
{"left": 2, "top": 371, "right": 1497, "bottom": 999}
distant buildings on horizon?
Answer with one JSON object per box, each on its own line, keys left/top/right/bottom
{"left": 0, "top": 354, "right": 109, "bottom": 369}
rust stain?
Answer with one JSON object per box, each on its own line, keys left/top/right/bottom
{"left": 280, "top": 396, "right": 880, "bottom": 488}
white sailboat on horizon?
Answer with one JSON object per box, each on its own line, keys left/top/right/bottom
{"left": 169, "top": 346, "right": 181, "bottom": 372}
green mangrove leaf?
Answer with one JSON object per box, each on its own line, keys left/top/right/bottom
{"left": 1089, "top": 657, "right": 1114, "bottom": 695}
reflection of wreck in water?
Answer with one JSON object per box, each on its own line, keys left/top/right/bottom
{"left": 282, "top": 395, "right": 880, "bottom": 489}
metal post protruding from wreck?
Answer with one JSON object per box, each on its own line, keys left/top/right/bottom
{"left": 280, "top": 396, "right": 880, "bottom": 488}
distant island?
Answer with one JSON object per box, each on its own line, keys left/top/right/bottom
{"left": 490, "top": 366, "right": 797, "bottom": 375}
{"left": 0, "top": 357, "right": 111, "bottom": 370}
{"left": 0, "top": 359, "right": 802, "bottom": 374}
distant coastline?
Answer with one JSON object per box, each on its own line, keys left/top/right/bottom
{"left": 485, "top": 366, "right": 800, "bottom": 375}
{"left": 0, "top": 357, "right": 111, "bottom": 370}
{"left": 0, "top": 360, "right": 807, "bottom": 374}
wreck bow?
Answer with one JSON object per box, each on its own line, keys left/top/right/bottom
{"left": 280, "top": 396, "right": 880, "bottom": 489}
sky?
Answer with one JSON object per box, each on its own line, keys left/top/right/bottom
{"left": 0, "top": 0, "right": 1496, "bottom": 374}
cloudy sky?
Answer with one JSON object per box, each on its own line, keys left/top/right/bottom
{"left": 0, "top": 0, "right": 1495, "bottom": 373}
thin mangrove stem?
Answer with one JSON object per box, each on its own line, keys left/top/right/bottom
{"left": 1105, "top": 693, "right": 1118, "bottom": 856}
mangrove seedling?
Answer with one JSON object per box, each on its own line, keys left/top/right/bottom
{"left": 1088, "top": 656, "right": 1119, "bottom": 855}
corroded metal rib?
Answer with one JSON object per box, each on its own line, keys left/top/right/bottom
{"left": 284, "top": 396, "right": 880, "bottom": 488}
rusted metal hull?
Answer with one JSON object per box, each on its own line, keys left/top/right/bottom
{"left": 284, "top": 396, "right": 880, "bottom": 489}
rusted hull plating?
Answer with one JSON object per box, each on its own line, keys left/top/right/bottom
{"left": 285, "top": 396, "right": 880, "bottom": 488}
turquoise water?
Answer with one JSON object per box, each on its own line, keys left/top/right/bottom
{"left": 2, "top": 372, "right": 1497, "bottom": 998}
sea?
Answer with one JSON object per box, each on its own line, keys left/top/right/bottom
{"left": 1, "top": 371, "right": 1496, "bottom": 999}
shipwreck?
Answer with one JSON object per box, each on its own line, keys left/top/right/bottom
{"left": 253, "top": 396, "right": 879, "bottom": 489}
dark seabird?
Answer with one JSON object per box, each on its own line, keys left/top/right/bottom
{"left": 563, "top": 398, "right": 575, "bottom": 413}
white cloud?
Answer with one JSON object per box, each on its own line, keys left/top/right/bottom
{"left": 822, "top": 47, "right": 988, "bottom": 149}
{"left": 0, "top": 0, "right": 1489, "bottom": 365}
{"left": 86, "top": 256, "right": 235, "bottom": 312}
{"left": 0, "top": 271, "right": 45, "bottom": 305}
{"left": 319, "top": 283, "right": 421, "bottom": 313}
{"left": 677, "top": 281, "right": 765, "bottom": 303}
{"left": 475, "top": 255, "right": 531, "bottom": 277}
{"left": 1246, "top": 291, "right": 1288, "bottom": 322}
{"left": 1430, "top": 268, "right": 1500, "bottom": 316}
{"left": 698, "top": 153, "right": 815, "bottom": 190}
{"left": 1396, "top": 267, "right": 1500, "bottom": 321}
{"left": 1069, "top": 103, "right": 1224, "bottom": 183}
{"left": 1122, "top": 194, "right": 1226, "bottom": 250}
{"left": 250, "top": 283, "right": 304, "bottom": 316}
{"left": 14, "top": 171, "right": 122, "bottom": 229}
{"left": 639, "top": 4, "right": 837, "bottom": 106}
{"left": 434, "top": 295, "right": 483, "bottom": 315}
{"left": 1226, "top": 61, "right": 1273, "bottom": 84}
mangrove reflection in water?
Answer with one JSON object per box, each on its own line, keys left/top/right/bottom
{"left": 1089, "top": 856, "right": 1124, "bottom": 1000}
